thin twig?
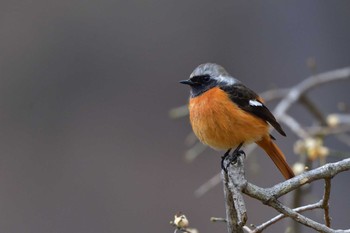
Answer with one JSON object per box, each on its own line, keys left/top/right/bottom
{"left": 307, "top": 124, "right": 350, "bottom": 137}
{"left": 184, "top": 142, "right": 207, "bottom": 162}
{"left": 268, "top": 199, "right": 334, "bottom": 233}
{"left": 194, "top": 173, "right": 221, "bottom": 197}
{"left": 279, "top": 113, "right": 309, "bottom": 139}
{"left": 274, "top": 67, "right": 350, "bottom": 119}
{"left": 210, "top": 217, "right": 227, "bottom": 223}
{"left": 252, "top": 200, "right": 323, "bottom": 233}
{"left": 259, "top": 88, "right": 290, "bottom": 102}
{"left": 323, "top": 178, "right": 332, "bottom": 227}
{"left": 299, "top": 94, "right": 327, "bottom": 125}
{"left": 289, "top": 180, "right": 303, "bottom": 233}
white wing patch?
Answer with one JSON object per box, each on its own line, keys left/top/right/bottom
{"left": 249, "top": 100, "right": 263, "bottom": 107}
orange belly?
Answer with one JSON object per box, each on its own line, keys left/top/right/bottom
{"left": 189, "top": 87, "right": 269, "bottom": 150}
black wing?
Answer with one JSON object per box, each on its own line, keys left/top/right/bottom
{"left": 220, "top": 84, "right": 286, "bottom": 136}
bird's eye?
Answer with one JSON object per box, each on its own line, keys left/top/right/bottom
{"left": 190, "top": 75, "right": 210, "bottom": 84}
{"left": 202, "top": 75, "right": 210, "bottom": 82}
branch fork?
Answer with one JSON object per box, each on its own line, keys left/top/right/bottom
{"left": 221, "top": 157, "right": 350, "bottom": 233}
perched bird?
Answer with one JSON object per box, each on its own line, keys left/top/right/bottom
{"left": 180, "top": 63, "right": 294, "bottom": 179}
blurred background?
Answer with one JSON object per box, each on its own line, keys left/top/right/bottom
{"left": 1, "top": 1, "right": 350, "bottom": 232}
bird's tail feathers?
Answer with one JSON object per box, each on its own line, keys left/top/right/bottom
{"left": 256, "top": 136, "right": 295, "bottom": 179}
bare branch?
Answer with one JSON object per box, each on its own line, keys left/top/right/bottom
{"left": 307, "top": 124, "right": 350, "bottom": 137}
{"left": 274, "top": 67, "right": 350, "bottom": 119}
{"left": 268, "top": 198, "right": 335, "bottom": 233}
{"left": 236, "top": 158, "right": 350, "bottom": 232}
{"left": 299, "top": 94, "right": 327, "bottom": 125}
{"left": 210, "top": 217, "right": 227, "bottom": 223}
{"left": 259, "top": 88, "right": 290, "bottom": 102}
{"left": 184, "top": 142, "right": 207, "bottom": 162}
{"left": 279, "top": 113, "right": 309, "bottom": 139}
{"left": 222, "top": 157, "right": 247, "bottom": 233}
{"left": 219, "top": 156, "right": 350, "bottom": 232}
{"left": 244, "top": 158, "right": 350, "bottom": 200}
{"left": 194, "top": 173, "right": 221, "bottom": 197}
{"left": 252, "top": 200, "right": 323, "bottom": 233}
{"left": 323, "top": 178, "right": 332, "bottom": 227}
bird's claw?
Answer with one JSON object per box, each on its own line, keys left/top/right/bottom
{"left": 221, "top": 150, "right": 245, "bottom": 173}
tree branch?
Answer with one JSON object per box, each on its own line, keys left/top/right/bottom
{"left": 252, "top": 200, "right": 323, "bottom": 233}
{"left": 273, "top": 67, "right": 350, "bottom": 119}
{"left": 244, "top": 158, "right": 350, "bottom": 200}
{"left": 267, "top": 198, "right": 335, "bottom": 233}
{"left": 323, "top": 178, "right": 332, "bottom": 227}
{"left": 222, "top": 157, "right": 350, "bottom": 233}
{"left": 222, "top": 157, "right": 247, "bottom": 233}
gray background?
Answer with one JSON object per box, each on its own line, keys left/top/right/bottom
{"left": 1, "top": 1, "right": 350, "bottom": 232}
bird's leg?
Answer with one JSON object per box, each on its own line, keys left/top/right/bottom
{"left": 221, "top": 148, "right": 232, "bottom": 172}
{"left": 222, "top": 143, "right": 245, "bottom": 172}
{"left": 231, "top": 142, "right": 245, "bottom": 160}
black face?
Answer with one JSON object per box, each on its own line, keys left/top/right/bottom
{"left": 190, "top": 74, "right": 211, "bottom": 84}
{"left": 180, "top": 74, "right": 218, "bottom": 97}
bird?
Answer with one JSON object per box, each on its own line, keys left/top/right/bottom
{"left": 180, "top": 63, "right": 294, "bottom": 179}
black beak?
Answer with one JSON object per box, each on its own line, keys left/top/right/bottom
{"left": 179, "top": 80, "right": 194, "bottom": 85}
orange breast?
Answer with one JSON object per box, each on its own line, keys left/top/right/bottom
{"left": 189, "top": 87, "right": 269, "bottom": 150}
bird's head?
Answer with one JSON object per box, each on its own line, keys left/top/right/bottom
{"left": 180, "top": 63, "right": 238, "bottom": 97}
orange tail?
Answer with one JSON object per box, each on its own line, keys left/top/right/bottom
{"left": 256, "top": 136, "right": 295, "bottom": 179}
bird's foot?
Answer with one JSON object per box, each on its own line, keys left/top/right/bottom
{"left": 221, "top": 149, "right": 232, "bottom": 172}
{"left": 221, "top": 149, "right": 245, "bottom": 173}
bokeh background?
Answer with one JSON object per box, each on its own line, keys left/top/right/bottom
{"left": 1, "top": 1, "right": 350, "bottom": 232}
